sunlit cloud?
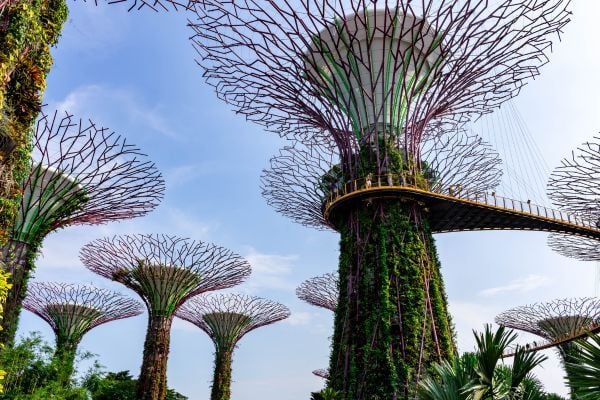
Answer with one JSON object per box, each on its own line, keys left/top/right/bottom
{"left": 479, "top": 274, "right": 552, "bottom": 297}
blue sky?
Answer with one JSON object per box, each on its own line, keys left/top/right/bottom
{"left": 14, "top": 2, "right": 600, "bottom": 399}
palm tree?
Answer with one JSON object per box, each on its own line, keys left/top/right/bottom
{"left": 418, "top": 325, "right": 548, "bottom": 400}
{"left": 565, "top": 333, "right": 600, "bottom": 399}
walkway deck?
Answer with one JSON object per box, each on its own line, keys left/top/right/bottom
{"left": 323, "top": 177, "right": 600, "bottom": 239}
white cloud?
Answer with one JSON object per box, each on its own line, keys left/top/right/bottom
{"left": 285, "top": 311, "right": 313, "bottom": 326}
{"left": 238, "top": 248, "right": 298, "bottom": 293}
{"left": 51, "top": 84, "right": 176, "bottom": 138}
{"left": 479, "top": 274, "right": 552, "bottom": 297}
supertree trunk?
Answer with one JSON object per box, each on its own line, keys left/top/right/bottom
{"left": 211, "top": 345, "right": 234, "bottom": 400}
{"left": 329, "top": 200, "right": 454, "bottom": 399}
{"left": 0, "top": 240, "right": 30, "bottom": 344}
{"left": 53, "top": 337, "right": 80, "bottom": 387}
{"left": 137, "top": 314, "right": 173, "bottom": 400}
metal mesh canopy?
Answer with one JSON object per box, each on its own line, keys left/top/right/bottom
{"left": 262, "top": 130, "right": 502, "bottom": 230}
{"left": 548, "top": 233, "right": 600, "bottom": 262}
{"left": 12, "top": 111, "right": 165, "bottom": 245}
{"left": 176, "top": 293, "right": 290, "bottom": 347}
{"left": 23, "top": 282, "right": 143, "bottom": 342}
{"left": 495, "top": 298, "right": 600, "bottom": 341}
{"left": 313, "top": 368, "right": 330, "bottom": 379}
{"left": 549, "top": 137, "right": 600, "bottom": 224}
{"left": 296, "top": 273, "right": 339, "bottom": 312}
{"left": 191, "top": 0, "right": 569, "bottom": 165}
{"left": 80, "top": 234, "right": 252, "bottom": 316}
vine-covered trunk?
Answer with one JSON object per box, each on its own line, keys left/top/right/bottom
{"left": 53, "top": 337, "right": 80, "bottom": 387}
{"left": 328, "top": 199, "right": 455, "bottom": 400}
{"left": 210, "top": 345, "right": 234, "bottom": 400}
{"left": 0, "top": 240, "right": 31, "bottom": 345}
{"left": 137, "top": 314, "right": 173, "bottom": 400}
{"left": 0, "top": 0, "right": 69, "bottom": 246}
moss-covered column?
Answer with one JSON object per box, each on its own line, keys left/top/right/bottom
{"left": 0, "top": 0, "right": 68, "bottom": 246}
{"left": 328, "top": 200, "right": 454, "bottom": 399}
{"left": 210, "top": 344, "right": 234, "bottom": 400}
{"left": 137, "top": 314, "right": 173, "bottom": 400}
{"left": 53, "top": 335, "right": 80, "bottom": 387}
{"left": 0, "top": 240, "right": 33, "bottom": 345}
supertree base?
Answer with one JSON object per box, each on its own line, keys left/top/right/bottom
{"left": 329, "top": 199, "right": 454, "bottom": 399}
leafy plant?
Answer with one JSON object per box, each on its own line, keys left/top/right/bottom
{"left": 565, "top": 333, "right": 600, "bottom": 399}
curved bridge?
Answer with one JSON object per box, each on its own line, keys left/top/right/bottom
{"left": 322, "top": 177, "right": 600, "bottom": 239}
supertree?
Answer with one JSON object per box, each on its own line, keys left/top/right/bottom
{"left": 22, "top": 282, "right": 143, "bottom": 386}
{"left": 495, "top": 298, "right": 600, "bottom": 397}
{"left": 80, "top": 234, "right": 252, "bottom": 400}
{"left": 0, "top": 0, "right": 186, "bottom": 253}
{"left": 175, "top": 293, "right": 290, "bottom": 400}
{"left": 547, "top": 137, "right": 600, "bottom": 262}
{"left": 313, "top": 369, "right": 330, "bottom": 380}
{"left": 0, "top": 110, "right": 164, "bottom": 345}
{"left": 190, "top": 1, "right": 574, "bottom": 397}
{"left": 297, "top": 273, "right": 339, "bottom": 312}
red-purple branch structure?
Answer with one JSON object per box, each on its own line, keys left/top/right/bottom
{"left": 297, "top": 273, "right": 339, "bottom": 312}
{"left": 22, "top": 282, "right": 143, "bottom": 386}
{"left": 80, "top": 234, "right": 251, "bottom": 400}
{"left": 176, "top": 293, "right": 289, "bottom": 400}
{"left": 548, "top": 137, "right": 600, "bottom": 261}
{"left": 190, "top": 1, "right": 571, "bottom": 397}
{"left": 78, "top": 0, "right": 190, "bottom": 12}
{"left": 495, "top": 297, "right": 600, "bottom": 393}
{"left": 0, "top": 110, "right": 164, "bottom": 345}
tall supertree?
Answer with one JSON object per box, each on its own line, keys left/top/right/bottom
{"left": 0, "top": 110, "right": 164, "bottom": 345}
{"left": 297, "top": 273, "right": 339, "bottom": 312}
{"left": 22, "top": 282, "right": 143, "bottom": 386}
{"left": 547, "top": 137, "right": 600, "bottom": 262}
{"left": 190, "top": 1, "right": 572, "bottom": 397}
{"left": 80, "top": 234, "right": 252, "bottom": 400}
{"left": 496, "top": 298, "right": 600, "bottom": 397}
{"left": 175, "top": 293, "right": 290, "bottom": 400}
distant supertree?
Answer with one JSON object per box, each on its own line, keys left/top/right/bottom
{"left": 313, "top": 368, "right": 330, "bottom": 380}
{"left": 80, "top": 234, "right": 252, "bottom": 400}
{"left": 22, "top": 282, "right": 143, "bottom": 386}
{"left": 191, "top": 1, "right": 572, "bottom": 397}
{"left": 496, "top": 298, "right": 600, "bottom": 362}
{"left": 0, "top": 111, "right": 164, "bottom": 345}
{"left": 297, "top": 273, "right": 339, "bottom": 312}
{"left": 176, "top": 293, "right": 289, "bottom": 400}
{"left": 548, "top": 137, "right": 600, "bottom": 261}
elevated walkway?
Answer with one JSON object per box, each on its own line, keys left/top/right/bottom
{"left": 322, "top": 175, "right": 600, "bottom": 239}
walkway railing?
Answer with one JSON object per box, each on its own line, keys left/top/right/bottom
{"left": 322, "top": 173, "right": 599, "bottom": 231}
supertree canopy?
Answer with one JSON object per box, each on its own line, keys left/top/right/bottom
{"left": 297, "top": 273, "right": 339, "bottom": 312}
{"left": 496, "top": 297, "right": 600, "bottom": 397}
{"left": 22, "top": 282, "right": 143, "bottom": 386}
{"left": 80, "top": 234, "right": 252, "bottom": 400}
{"left": 0, "top": 111, "right": 164, "bottom": 345}
{"left": 190, "top": 1, "right": 571, "bottom": 398}
{"left": 548, "top": 137, "right": 600, "bottom": 261}
{"left": 262, "top": 130, "right": 503, "bottom": 231}
{"left": 176, "top": 293, "right": 290, "bottom": 400}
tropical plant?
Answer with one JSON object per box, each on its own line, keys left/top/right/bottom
{"left": 565, "top": 333, "right": 600, "bottom": 399}
{"left": 418, "top": 325, "right": 555, "bottom": 400}
{"left": 310, "top": 387, "right": 343, "bottom": 400}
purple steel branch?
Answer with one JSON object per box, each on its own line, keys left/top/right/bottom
{"left": 191, "top": 0, "right": 569, "bottom": 171}
{"left": 296, "top": 273, "right": 339, "bottom": 312}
